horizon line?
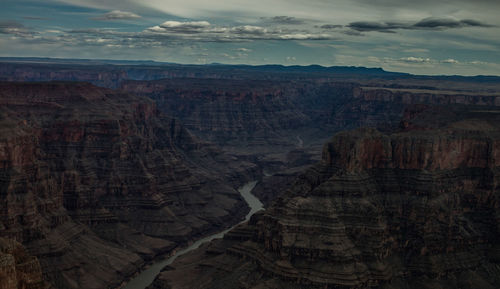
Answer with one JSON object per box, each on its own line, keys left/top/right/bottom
{"left": 1, "top": 56, "right": 499, "bottom": 78}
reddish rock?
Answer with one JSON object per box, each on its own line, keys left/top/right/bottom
{"left": 0, "top": 238, "right": 47, "bottom": 289}
{"left": 0, "top": 81, "right": 257, "bottom": 288}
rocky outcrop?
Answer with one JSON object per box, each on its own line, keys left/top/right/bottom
{"left": 149, "top": 105, "right": 500, "bottom": 289}
{"left": 121, "top": 79, "right": 500, "bottom": 147}
{"left": 0, "top": 238, "right": 47, "bottom": 289}
{"left": 354, "top": 87, "right": 500, "bottom": 107}
{"left": 0, "top": 82, "right": 257, "bottom": 288}
{"left": 120, "top": 79, "right": 323, "bottom": 148}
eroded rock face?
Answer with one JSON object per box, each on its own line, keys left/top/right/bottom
{"left": 120, "top": 79, "right": 342, "bottom": 147}
{"left": 0, "top": 82, "right": 257, "bottom": 288}
{"left": 354, "top": 87, "right": 500, "bottom": 107}
{"left": 0, "top": 238, "right": 47, "bottom": 289}
{"left": 150, "top": 106, "right": 500, "bottom": 289}
{"left": 3, "top": 62, "right": 500, "bottom": 175}
{"left": 121, "top": 79, "right": 500, "bottom": 149}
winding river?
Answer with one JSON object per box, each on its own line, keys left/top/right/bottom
{"left": 122, "top": 180, "right": 262, "bottom": 289}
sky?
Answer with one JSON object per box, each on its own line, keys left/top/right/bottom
{"left": 1, "top": 0, "right": 499, "bottom": 75}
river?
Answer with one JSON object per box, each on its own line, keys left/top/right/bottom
{"left": 122, "top": 180, "right": 262, "bottom": 289}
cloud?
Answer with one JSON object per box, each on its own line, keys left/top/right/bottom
{"left": 414, "top": 17, "right": 493, "bottom": 29}
{"left": 0, "top": 21, "right": 24, "bottom": 33}
{"left": 160, "top": 21, "right": 210, "bottom": 29}
{"left": 348, "top": 21, "right": 404, "bottom": 33}
{"left": 144, "top": 21, "right": 335, "bottom": 41}
{"left": 373, "top": 56, "right": 468, "bottom": 67}
{"left": 403, "top": 48, "right": 429, "bottom": 53}
{"left": 319, "top": 24, "right": 343, "bottom": 29}
{"left": 154, "top": 20, "right": 211, "bottom": 33}
{"left": 45, "top": 0, "right": 500, "bottom": 24}
{"left": 261, "top": 16, "right": 306, "bottom": 25}
{"left": 348, "top": 17, "right": 495, "bottom": 32}
{"left": 0, "top": 21, "right": 36, "bottom": 37}
{"left": 341, "top": 30, "right": 364, "bottom": 36}
{"left": 364, "top": 56, "right": 500, "bottom": 74}
{"left": 93, "top": 10, "right": 141, "bottom": 21}
{"left": 399, "top": 56, "right": 432, "bottom": 63}
{"left": 441, "top": 58, "right": 459, "bottom": 64}
{"left": 235, "top": 47, "right": 252, "bottom": 52}
{"left": 231, "top": 25, "right": 267, "bottom": 35}
{"left": 278, "top": 33, "right": 331, "bottom": 40}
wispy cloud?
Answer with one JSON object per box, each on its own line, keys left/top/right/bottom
{"left": 318, "top": 24, "right": 343, "bottom": 29}
{"left": 92, "top": 10, "right": 141, "bottom": 21}
{"left": 366, "top": 56, "right": 495, "bottom": 67}
{"left": 0, "top": 20, "right": 36, "bottom": 37}
{"left": 441, "top": 58, "right": 459, "bottom": 64}
{"left": 22, "top": 16, "right": 49, "bottom": 20}
{"left": 260, "top": 16, "right": 306, "bottom": 25}
{"left": 153, "top": 21, "right": 211, "bottom": 33}
{"left": 399, "top": 56, "right": 432, "bottom": 63}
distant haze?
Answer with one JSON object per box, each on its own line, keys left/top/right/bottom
{"left": 1, "top": 0, "right": 499, "bottom": 75}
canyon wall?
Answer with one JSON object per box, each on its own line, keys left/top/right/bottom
{"left": 150, "top": 105, "right": 500, "bottom": 289}
{"left": 1, "top": 62, "right": 500, "bottom": 289}
{"left": 0, "top": 82, "right": 257, "bottom": 288}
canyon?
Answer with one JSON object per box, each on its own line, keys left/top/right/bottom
{"left": 0, "top": 59, "right": 499, "bottom": 288}
{"left": 147, "top": 105, "right": 500, "bottom": 289}
{"left": 0, "top": 81, "right": 257, "bottom": 288}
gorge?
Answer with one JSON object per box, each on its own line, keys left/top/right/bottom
{"left": 147, "top": 105, "right": 500, "bottom": 289}
{"left": 0, "top": 59, "right": 499, "bottom": 289}
{"left": 122, "top": 181, "right": 262, "bottom": 289}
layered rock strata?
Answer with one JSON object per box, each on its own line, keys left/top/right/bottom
{"left": 122, "top": 79, "right": 500, "bottom": 147}
{"left": 0, "top": 238, "right": 47, "bottom": 289}
{"left": 0, "top": 82, "right": 257, "bottom": 288}
{"left": 149, "top": 106, "right": 500, "bottom": 289}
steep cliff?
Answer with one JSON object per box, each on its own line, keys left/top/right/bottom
{"left": 149, "top": 105, "right": 500, "bottom": 289}
{"left": 0, "top": 82, "right": 257, "bottom": 288}
{"left": 121, "top": 78, "right": 500, "bottom": 180}
{"left": 0, "top": 238, "right": 47, "bottom": 289}
{"left": 120, "top": 79, "right": 328, "bottom": 147}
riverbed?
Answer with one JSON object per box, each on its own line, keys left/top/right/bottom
{"left": 122, "top": 181, "right": 262, "bottom": 289}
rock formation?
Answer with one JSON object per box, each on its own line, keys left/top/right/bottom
{"left": 149, "top": 105, "right": 500, "bottom": 289}
{"left": 1, "top": 61, "right": 500, "bottom": 289}
{"left": 120, "top": 78, "right": 329, "bottom": 148}
{"left": 0, "top": 238, "right": 47, "bottom": 289}
{"left": 0, "top": 82, "right": 257, "bottom": 288}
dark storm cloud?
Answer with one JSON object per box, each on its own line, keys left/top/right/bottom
{"left": 414, "top": 18, "right": 493, "bottom": 29}
{"left": 347, "top": 21, "right": 403, "bottom": 33}
{"left": 348, "top": 17, "right": 495, "bottom": 33}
